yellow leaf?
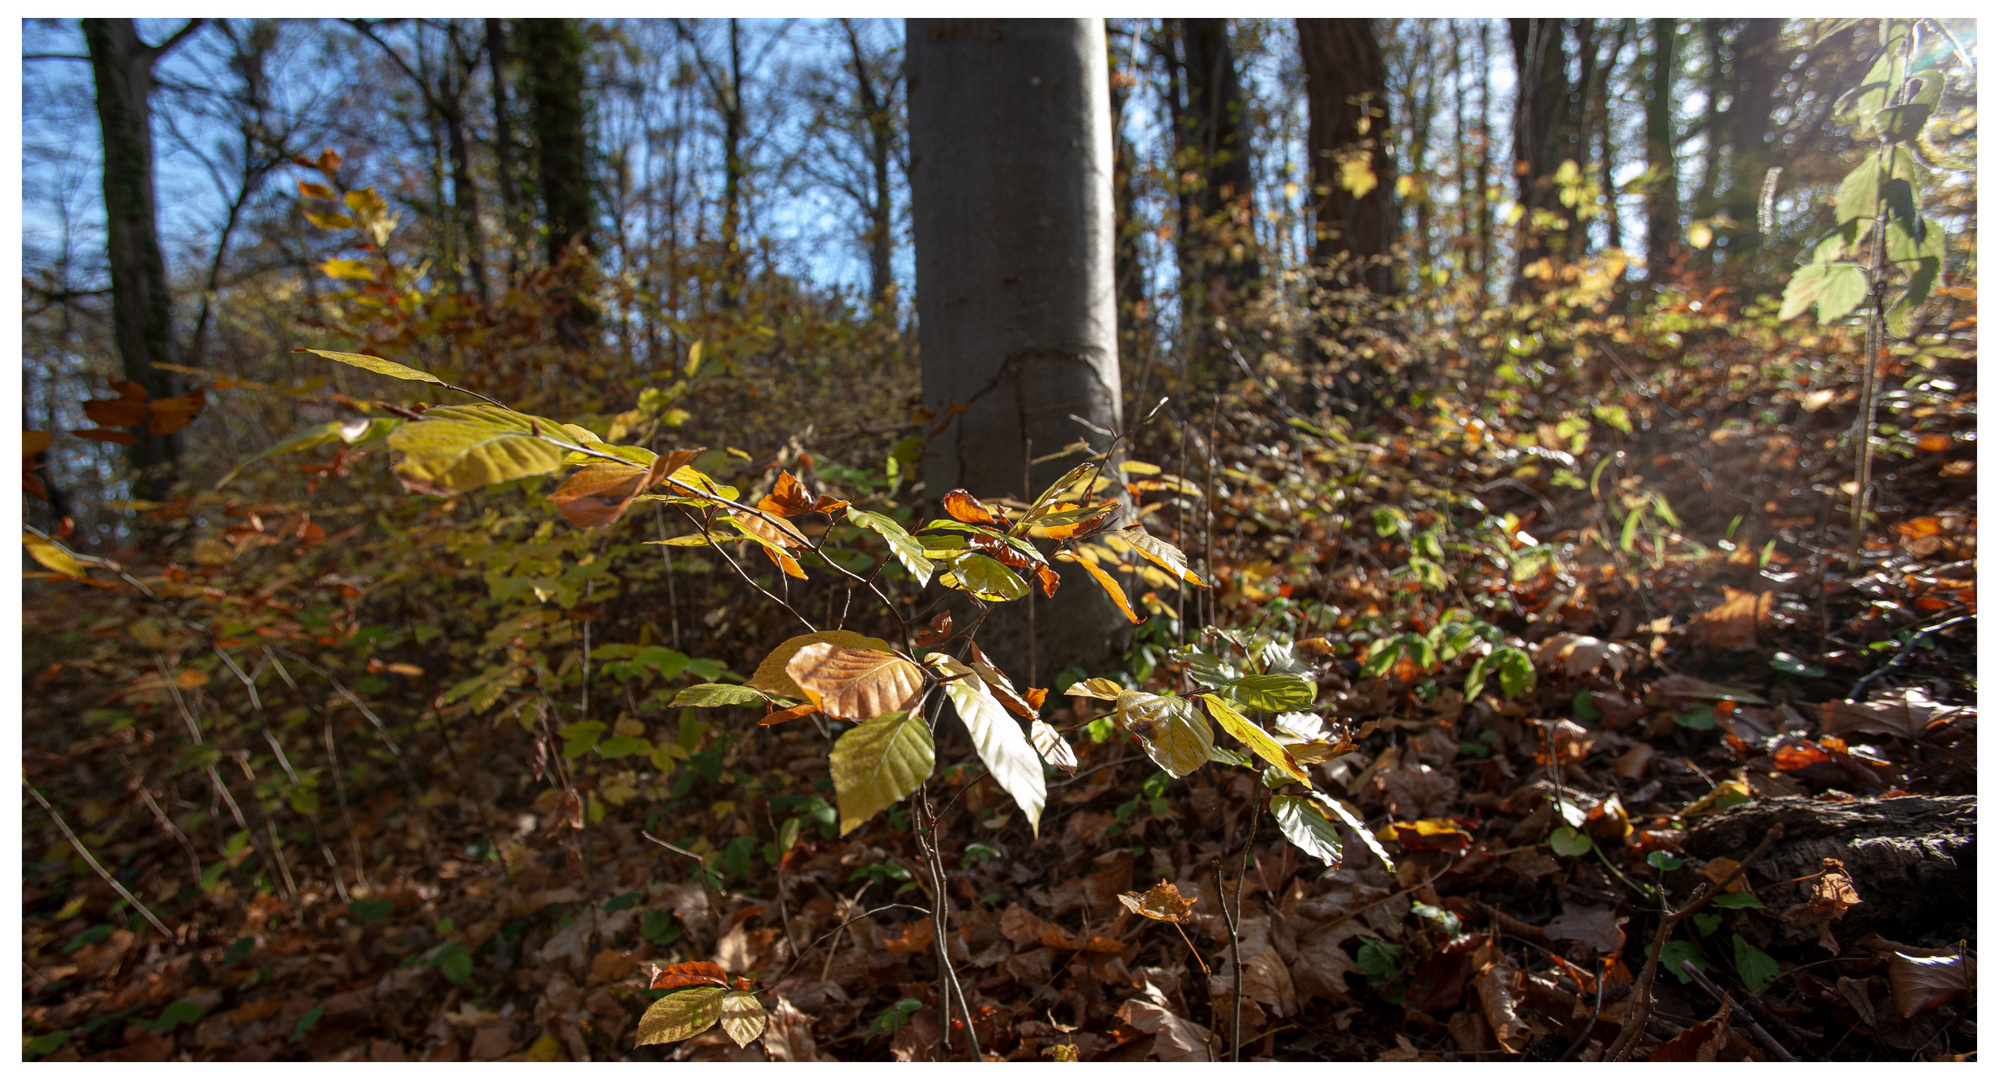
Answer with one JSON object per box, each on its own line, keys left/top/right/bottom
{"left": 1061, "top": 552, "right": 1143, "bottom": 624}
{"left": 829, "top": 710, "right": 934, "bottom": 835}
{"left": 1201, "top": 694, "right": 1311, "bottom": 785}
{"left": 318, "top": 258, "right": 376, "bottom": 281}
{"left": 635, "top": 985, "right": 726, "bottom": 1046}
{"left": 22, "top": 534, "right": 87, "bottom": 577}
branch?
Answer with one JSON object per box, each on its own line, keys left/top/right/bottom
{"left": 149, "top": 19, "right": 206, "bottom": 61}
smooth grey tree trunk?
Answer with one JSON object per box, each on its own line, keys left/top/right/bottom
{"left": 906, "top": 17, "right": 1128, "bottom": 680}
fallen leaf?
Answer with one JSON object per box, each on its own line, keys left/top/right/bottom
{"left": 1686, "top": 587, "right": 1774, "bottom": 652}
{"left": 1650, "top": 997, "right": 1731, "bottom": 1061}
{"left": 1114, "top": 998, "right": 1214, "bottom": 1061}
{"left": 1542, "top": 905, "right": 1628, "bottom": 955}
{"left": 1117, "top": 881, "right": 1198, "bottom": 923}
{"left": 1780, "top": 858, "right": 1862, "bottom": 954}
{"left": 1887, "top": 951, "right": 1975, "bottom": 1020}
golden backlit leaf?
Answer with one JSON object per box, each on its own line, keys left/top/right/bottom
{"left": 1115, "top": 690, "right": 1213, "bottom": 778}
{"left": 942, "top": 488, "right": 1000, "bottom": 526}
{"left": 1200, "top": 694, "right": 1310, "bottom": 785}
{"left": 635, "top": 985, "right": 726, "bottom": 1045}
{"left": 1031, "top": 718, "right": 1077, "bottom": 774}
{"left": 719, "top": 990, "right": 767, "bottom": 1047}
{"left": 748, "top": 630, "right": 893, "bottom": 700}
{"left": 1117, "top": 880, "right": 1198, "bottom": 923}
{"left": 1064, "top": 552, "right": 1143, "bottom": 624}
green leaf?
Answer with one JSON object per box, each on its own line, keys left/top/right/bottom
{"left": 1769, "top": 652, "right": 1826, "bottom": 678}
{"left": 1356, "top": 938, "right": 1405, "bottom": 982}
{"left": 929, "top": 656, "right": 1046, "bottom": 837}
{"left": 846, "top": 509, "right": 934, "bottom": 586}
{"left": 433, "top": 941, "right": 473, "bottom": 984}
{"left": 939, "top": 552, "right": 1028, "bottom": 602}
{"left": 1305, "top": 791, "right": 1395, "bottom": 871}
{"left": 1113, "top": 691, "right": 1214, "bottom": 779}
{"left": 1876, "top": 101, "right": 1934, "bottom": 143}
{"left": 828, "top": 711, "right": 935, "bottom": 836}
{"left": 1494, "top": 646, "right": 1535, "bottom": 698}
{"left": 1220, "top": 673, "right": 1316, "bottom": 712}
{"left": 146, "top": 999, "right": 207, "bottom": 1032}
{"left": 1834, "top": 159, "right": 1882, "bottom": 225}
{"left": 1270, "top": 795, "right": 1343, "bottom": 866}
{"left": 290, "top": 1003, "right": 325, "bottom": 1043}
{"left": 1814, "top": 263, "right": 1871, "bottom": 324}
{"left": 387, "top": 404, "right": 571, "bottom": 496}
{"left": 1709, "top": 891, "right": 1766, "bottom": 910}
{"left": 295, "top": 348, "right": 444, "bottom": 385}
{"left": 347, "top": 898, "right": 395, "bottom": 921}
{"left": 1572, "top": 690, "right": 1602, "bottom": 721}
{"left": 636, "top": 985, "right": 727, "bottom": 1046}
{"left": 1647, "top": 851, "right": 1684, "bottom": 872}
{"left": 671, "top": 683, "right": 769, "bottom": 708}
{"left": 1732, "top": 933, "right": 1781, "bottom": 994}
{"left": 1693, "top": 912, "right": 1723, "bottom": 937}
{"left": 1202, "top": 694, "right": 1311, "bottom": 785}
{"left": 597, "top": 735, "right": 653, "bottom": 758}
{"left": 1550, "top": 825, "right": 1593, "bottom": 856}
{"left": 561, "top": 721, "right": 605, "bottom": 759}
{"left": 1659, "top": 940, "right": 1706, "bottom": 984}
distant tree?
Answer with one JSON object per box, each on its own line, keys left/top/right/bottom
{"left": 1171, "top": 18, "right": 1261, "bottom": 337}
{"left": 1720, "top": 19, "right": 1785, "bottom": 275}
{"left": 1509, "top": 17, "right": 1581, "bottom": 292}
{"left": 82, "top": 17, "right": 204, "bottom": 498}
{"left": 1643, "top": 18, "right": 1682, "bottom": 283}
{"left": 1297, "top": 19, "right": 1397, "bottom": 294}
{"left": 519, "top": 17, "right": 596, "bottom": 344}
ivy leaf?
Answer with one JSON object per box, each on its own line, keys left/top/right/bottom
{"left": 930, "top": 655, "right": 1046, "bottom": 836}
{"left": 387, "top": 404, "right": 571, "bottom": 496}
{"left": 828, "top": 711, "right": 935, "bottom": 836}
{"left": 1200, "top": 694, "right": 1311, "bottom": 785}
{"left": 846, "top": 509, "right": 934, "bottom": 586}
{"left": 294, "top": 347, "right": 444, "bottom": 385}
{"left": 718, "top": 990, "right": 767, "bottom": 1047}
{"left": 635, "top": 985, "right": 727, "bottom": 1046}
{"left": 1732, "top": 934, "right": 1781, "bottom": 994}
{"left": 1270, "top": 795, "right": 1343, "bottom": 866}
{"left": 1113, "top": 691, "right": 1214, "bottom": 779}
{"left": 786, "top": 644, "right": 925, "bottom": 721}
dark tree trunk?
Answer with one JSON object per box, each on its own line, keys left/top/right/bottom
{"left": 1475, "top": 21, "right": 1494, "bottom": 298}
{"left": 721, "top": 20, "right": 746, "bottom": 302}
{"left": 1593, "top": 21, "right": 1630, "bottom": 257}
{"left": 1174, "top": 18, "right": 1260, "bottom": 342}
{"left": 1107, "top": 24, "right": 1148, "bottom": 370}
{"left": 521, "top": 17, "right": 595, "bottom": 345}
{"left": 1693, "top": 19, "right": 1731, "bottom": 274}
{"left": 1298, "top": 19, "right": 1397, "bottom": 294}
{"left": 906, "top": 17, "right": 1128, "bottom": 676}
{"left": 1644, "top": 18, "right": 1682, "bottom": 284}
{"left": 83, "top": 18, "right": 195, "bottom": 499}
{"left": 486, "top": 18, "right": 525, "bottom": 283}
{"left": 1721, "top": 18, "right": 1783, "bottom": 276}
{"left": 1509, "top": 17, "right": 1579, "bottom": 293}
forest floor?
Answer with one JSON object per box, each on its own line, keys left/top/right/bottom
{"left": 21, "top": 315, "right": 1978, "bottom": 1062}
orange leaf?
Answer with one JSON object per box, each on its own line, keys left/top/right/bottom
{"left": 760, "top": 544, "right": 807, "bottom": 580}
{"left": 914, "top": 611, "right": 953, "bottom": 648}
{"left": 942, "top": 489, "right": 1001, "bottom": 527}
{"left": 23, "top": 431, "right": 52, "bottom": 456}
{"left": 553, "top": 449, "right": 696, "bottom": 529}
{"left": 1118, "top": 880, "right": 1198, "bottom": 923}
{"left": 109, "top": 377, "right": 150, "bottom": 403}
{"left": 1685, "top": 586, "right": 1773, "bottom": 652}
{"left": 650, "top": 961, "right": 730, "bottom": 991}
{"left": 83, "top": 399, "right": 150, "bottom": 428}
{"left": 758, "top": 470, "right": 816, "bottom": 517}
{"left": 147, "top": 391, "right": 207, "bottom": 435}
{"left": 1069, "top": 555, "right": 1143, "bottom": 624}
{"left": 71, "top": 428, "right": 138, "bottom": 445}
{"left": 1033, "top": 564, "right": 1060, "bottom": 598}
{"left": 730, "top": 510, "right": 809, "bottom": 549}
{"left": 760, "top": 701, "right": 819, "bottom": 727}
{"left": 1022, "top": 687, "right": 1048, "bottom": 711}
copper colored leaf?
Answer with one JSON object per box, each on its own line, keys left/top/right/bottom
{"left": 1888, "top": 950, "right": 1975, "bottom": 1020}
{"left": 1117, "top": 880, "right": 1198, "bottom": 923}
{"left": 748, "top": 630, "right": 894, "bottom": 700}
{"left": 146, "top": 392, "right": 207, "bottom": 435}
{"left": 1686, "top": 587, "right": 1775, "bottom": 652}
{"left": 71, "top": 427, "right": 138, "bottom": 445}
{"left": 108, "top": 377, "right": 150, "bottom": 402}
{"left": 759, "top": 701, "right": 819, "bottom": 727}
{"left": 553, "top": 449, "right": 697, "bottom": 529}
{"left": 786, "top": 643, "right": 924, "bottom": 721}
{"left": 1781, "top": 858, "right": 1863, "bottom": 954}
{"left": 23, "top": 431, "right": 52, "bottom": 456}
{"left": 1649, "top": 998, "right": 1732, "bottom": 1061}
{"left": 1473, "top": 960, "right": 1527, "bottom": 1054}
{"left": 914, "top": 611, "right": 952, "bottom": 648}
{"left": 941, "top": 488, "right": 999, "bottom": 526}
{"left": 718, "top": 990, "right": 767, "bottom": 1047}
{"left": 83, "top": 398, "right": 149, "bottom": 428}
{"left": 635, "top": 984, "right": 726, "bottom": 1045}
{"left": 650, "top": 961, "right": 730, "bottom": 991}
{"left": 758, "top": 470, "right": 816, "bottom": 517}
{"left": 728, "top": 509, "right": 808, "bottom": 549}
{"left": 1032, "top": 562, "right": 1061, "bottom": 598}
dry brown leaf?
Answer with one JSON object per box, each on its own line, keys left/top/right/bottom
{"left": 1613, "top": 742, "right": 1656, "bottom": 779}
{"left": 1473, "top": 959, "right": 1528, "bottom": 1054}
{"left": 1887, "top": 951, "right": 1975, "bottom": 1020}
{"left": 1114, "top": 998, "right": 1214, "bottom": 1061}
{"left": 1533, "top": 632, "right": 1636, "bottom": 677}
{"left": 1542, "top": 905, "right": 1627, "bottom": 955}
{"left": 1685, "top": 587, "right": 1774, "bottom": 652}
{"left": 1650, "top": 997, "right": 1732, "bottom": 1061}
{"left": 759, "top": 995, "right": 817, "bottom": 1061}
{"left": 1240, "top": 947, "right": 1297, "bottom": 1017}
{"left": 1781, "top": 858, "right": 1863, "bottom": 954}
{"left": 1819, "top": 689, "right": 1961, "bottom": 741}
{"left": 1117, "top": 880, "right": 1198, "bottom": 923}
{"left": 784, "top": 643, "right": 924, "bottom": 720}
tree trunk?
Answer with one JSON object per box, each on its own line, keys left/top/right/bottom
{"left": 486, "top": 18, "right": 524, "bottom": 283}
{"left": 1644, "top": 18, "right": 1681, "bottom": 284}
{"left": 1509, "top": 17, "right": 1578, "bottom": 293}
{"left": 520, "top": 17, "right": 595, "bottom": 345}
{"left": 720, "top": 20, "right": 747, "bottom": 305}
{"left": 840, "top": 19, "right": 896, "bottom": 315}
{"left": 1474, "top": 21, "right": 1494, "bottom": 298}
{"left": 83, "top": 18, "right": 189, "bottom": 499}
{"left": 1693, "top": 19, "right": 1730, "bottom": 274}
{"left": 1175, "top": 17, "right": 1259, "bottom": 337}
{"left": 907, "top": 17, "right": 1128, "bottom": 676}
{"left": 1108, "top": 23, "right": 1149, "bottom": 380}
{"left": 1594, "top": 21, "right": 1630, "bottom": 258}
{"left": 1297, "top": 19, "right": 1397, "bottom": 294}
{"left": 1721, "top": 18, "right": 1783, "bottom": 276}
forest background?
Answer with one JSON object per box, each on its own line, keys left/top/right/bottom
{"left": 17, "top": 16, "right": 1981, "bottom": 1063}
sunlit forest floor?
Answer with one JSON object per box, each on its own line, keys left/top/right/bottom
{"left": 22, "top": 303, "right": 1977, "bottom": 1061}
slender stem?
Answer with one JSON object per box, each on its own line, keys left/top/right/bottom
{"left": 27, "top": 779, "right": 175, "bottom": 940}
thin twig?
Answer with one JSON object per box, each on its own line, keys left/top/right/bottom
{"left": 1678, "top": 959, "right": 1800, "bottom": 1061}
{"left": 27, "top": 778, "right": 174, "bottom": 940}
{"left": 1849, "top": 612, "right": 1974, "bottom": 699}
{"left": 1557, "top": 958, "right": 1606, "bottom": 1061}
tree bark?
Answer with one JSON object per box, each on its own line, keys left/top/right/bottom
{"left": 907, "top": 17, "right": 1128, "bottom": 675}
{"left": 1721, "top": 18, "right": 1783, "bottom": 276}
{"left": 486, "top": 18, "right": 525, "bottom": 283}
{"left": 520, "top": 17, "right": 595, "bottom": 345}
{"left": 1174, "top": 18, "right": 1260, "bottom": 336}
{"left": 840, "top": 19, "right": 896, "bottom": 315}
{"left": 1644, "top": 18, "right": 1682, "bottom": 284}
{"left": 1297, "top": 19, "right": 1397, "bottom": 294}
{"left": 1509, "top": 17, "right": 1579, "bottom": 292}
{"left": 83, "top": 18, "right": 195, "bottom": 499}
